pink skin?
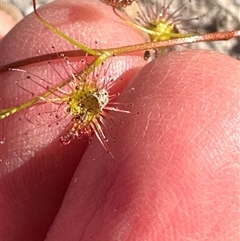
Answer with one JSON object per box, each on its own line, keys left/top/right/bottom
{"left": 0, "top": 10, "right": 17, "bottom": 39}
{"left": 0, "top": 1, "right": 239, "bottom": 241}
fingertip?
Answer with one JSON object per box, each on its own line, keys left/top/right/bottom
{"left": 74, "top": 49, "right": 239, "bottom": 239}
{"left": 121, "top": 49, "right": 239, "bottom": 162}
{"left": 0, "top": 2, "right": 23, "bottom": 39}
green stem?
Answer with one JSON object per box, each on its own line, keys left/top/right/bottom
{"left": 32, "top": 0, "right": 101, "bottom": 56}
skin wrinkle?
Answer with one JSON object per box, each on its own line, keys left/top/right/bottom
{"left": 51, "top": 141, "right": 133, "bottom": 239}
{"left": 127, "top": 50, "right": 238, "bottom": 239}
{"left": 90, "top": 171, "right": 131, "bottom": 238}
{"left": 101, "top": 184, "right": 137, "bottom": 240}
{"left": 108, "top": 139, "right": 179, "bottom": 239}
{"left": 137, "top": 57, "right": 196, "bottom": 162}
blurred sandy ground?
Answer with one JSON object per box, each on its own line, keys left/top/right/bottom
{"left": 1, "top": 0, "right": 240, "bottom": 58}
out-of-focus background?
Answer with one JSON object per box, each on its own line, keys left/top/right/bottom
{"left": 1, "top": 0, "right": 52, "bottom": 16}
{"left": 1, "top": 0, "right": 240, "bottom": 58}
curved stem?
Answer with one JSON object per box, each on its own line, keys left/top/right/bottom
{"left": 0, "top": 50, "right": 90, "bottom": 74}
{"left": 32, "top": 0, "right": 101, "bottom": 56}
